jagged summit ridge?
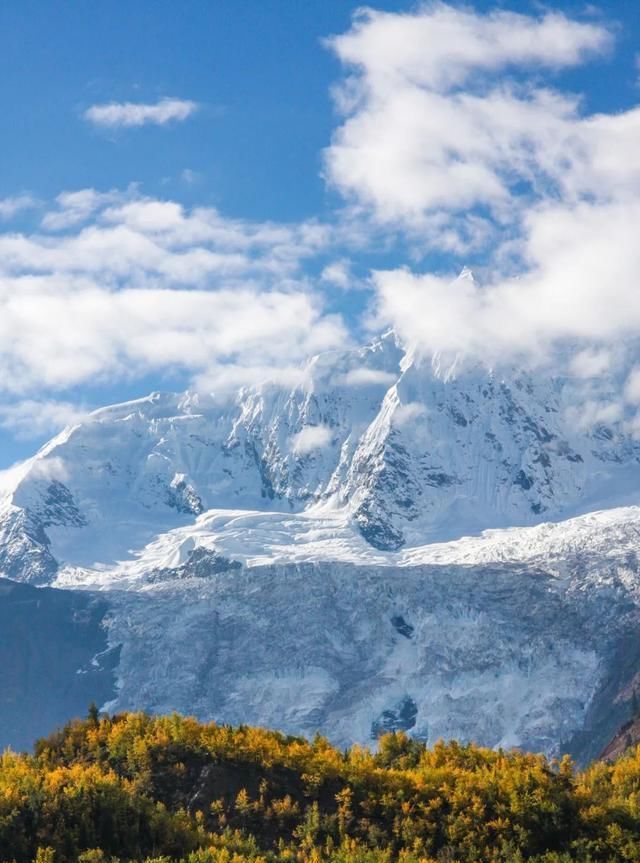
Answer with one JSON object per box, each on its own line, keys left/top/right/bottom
{"left": 1, "top": 331, "right": 639, "bottom": 581}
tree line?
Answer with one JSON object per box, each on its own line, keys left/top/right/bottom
{"left": 1, "top": 709, "right": 640, "bottom": 862}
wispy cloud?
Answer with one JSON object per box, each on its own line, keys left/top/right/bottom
{"left": 181, "top": 168, "right": 202, "bottom": 186}
{"left": 0, "top": 195, "right": 37, "bottom": 221}
{"left": 84, "top": 97, "right": 198, "bottom": 129}
{"left": 291, "top": 425, "right": 333, "bottom": 455}
{"left": 339, "top": 367, "right": 396, "bottom": 387}
{"left": 41, "top": 188, "right": 126, "bottom": 231}
{"left": 0, "top": 399, "right": 89, "bottom": 439}
{"left": 321, "top": 260, "right": 353, "bottom": 290}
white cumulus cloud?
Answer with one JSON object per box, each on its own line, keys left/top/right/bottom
{"left": 323, "top": 3, "right": 640, "bottom": 386}
{"left": 0, "top": 188, "right": 347, "bottom": 395}
{"left": 325, "top": 4, "right": 611, "bottom": 236}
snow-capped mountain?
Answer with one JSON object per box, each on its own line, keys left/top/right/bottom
{"left": 2, "top": 331, "right": 640, "bottom": 760}
{"left": 3, "top": 330, "right": 639, "bottom": 582}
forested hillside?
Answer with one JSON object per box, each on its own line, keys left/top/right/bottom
{"left": 2, "top": 711, "right": 640, "bottom": 863}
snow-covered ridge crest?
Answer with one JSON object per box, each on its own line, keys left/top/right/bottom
{"left": 2, "top": 329, "right": 640, "bottom": 581}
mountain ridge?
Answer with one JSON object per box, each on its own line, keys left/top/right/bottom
{"left": 2, "top": 332, "right": 640, "bottom": 759}
{"left": 2, "top": 330, "right": 639, "bottom": 581}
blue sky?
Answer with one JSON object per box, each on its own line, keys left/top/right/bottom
{"left": 1, "top": 0, "right": 640, "bottom": 466}
{"left": 3, "top": 1, "right": 638, "bottom": 221}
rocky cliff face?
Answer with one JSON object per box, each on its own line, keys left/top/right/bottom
{"left": 1, "top": 333, "right": 640, "bottom": 758}
{"left": 599, "top": 716, "right": 640, "bottom": 763}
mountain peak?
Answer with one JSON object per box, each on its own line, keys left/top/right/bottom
{"left": 457, "top": 265, "right": 475, "bottom": 282}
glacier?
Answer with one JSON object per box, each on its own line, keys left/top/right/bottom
{"left": 2, "top": 331, "right": 640, "bottom": 761}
